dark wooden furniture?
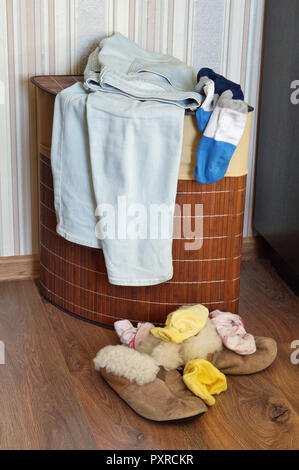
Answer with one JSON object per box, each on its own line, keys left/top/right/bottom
{"left": 254, "top": 0, "right": 299, "bottom": 295}
{"left": 32, "top": 75, "right": 251, "bottom": 326}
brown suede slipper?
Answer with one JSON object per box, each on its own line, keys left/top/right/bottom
{"left": 210, "top": 336, "right": 277, "bottom": 375}
{"left": 94, "top": 345, "right": 207, "bottom": 422}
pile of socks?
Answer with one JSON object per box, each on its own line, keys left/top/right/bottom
{"left": 194, "top": 68, "right": 248, "bottom": 184}
{"left": 114, "top": 305, "right": 256, "bottom": 407}
{"left": 94, "top": 304, "right": 276, "bottom": 422}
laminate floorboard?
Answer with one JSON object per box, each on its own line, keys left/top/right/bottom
{"left": 0, "top": 281, "right": 98, "bottom": 450}
{"left": 43, "top": 260, "right": 299, "bottom": 450}
{"left": 0, "top": 260, "right": 298, "bottom": 449}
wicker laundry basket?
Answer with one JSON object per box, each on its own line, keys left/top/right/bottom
{"left": 32, "top": 75, "right": 252, "bottom": 326}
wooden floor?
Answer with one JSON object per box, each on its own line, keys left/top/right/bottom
{"left": 0, "top": 259, "right": 298, "bottom": 450}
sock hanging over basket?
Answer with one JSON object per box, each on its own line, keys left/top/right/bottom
{"left": 194, "top": 71, "right": 247, "bottom": 184}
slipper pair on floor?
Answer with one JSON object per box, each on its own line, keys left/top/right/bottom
{"left": 94, "top": 335, "right": 277, "bottom": 422}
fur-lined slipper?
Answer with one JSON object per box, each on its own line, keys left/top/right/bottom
{"left": 210, "top": 336, "right": 277, "bottom": 375}
{"left": 94, "top": 345, "right": 207, "bottom": 422}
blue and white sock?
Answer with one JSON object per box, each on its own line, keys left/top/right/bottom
{"left": 194, "top": 90, "right": 248, "bottom": 184}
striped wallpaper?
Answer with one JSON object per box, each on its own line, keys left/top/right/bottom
{"left": 0, "top": 0, "right": 264, "bottom": 257}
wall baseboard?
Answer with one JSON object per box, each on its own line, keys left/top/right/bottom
{"left": 0, "top": 254, "right": 40, "bottom": 282}
{"left": 241, "top": 235, "right": 269, "bottom": 261}
{"left": 0, "top": 236, "right": 266, "bottom": 282}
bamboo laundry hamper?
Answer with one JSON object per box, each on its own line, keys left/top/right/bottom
{"left": 32, "top": 75, "right": 252, "bottom": 327}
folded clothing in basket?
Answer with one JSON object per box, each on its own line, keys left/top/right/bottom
{"left": 84, "top": 33, "right": 202, "bottom": 110}
{"left": 51, "top": 33, "right": 248, "bottom": 287}
{"left": 51, "top": 34, "right": 201, "bottom": 286}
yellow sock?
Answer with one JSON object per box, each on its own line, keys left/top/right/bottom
{"left": 183, "top": 358, "right": 227, "bottom": 406}
{"left": 151, "top": 304, "right": 209, "bottom": 343}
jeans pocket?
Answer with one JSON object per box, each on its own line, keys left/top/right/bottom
{"left": 128, "top": 57, "right": 190, "bottom": 91}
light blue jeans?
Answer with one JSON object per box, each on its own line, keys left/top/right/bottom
{"left": 84, "top": 33, "right": 202, "bottom": 110}
{"left": 51, "top": 34, "right": 201, "bottom": 286}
